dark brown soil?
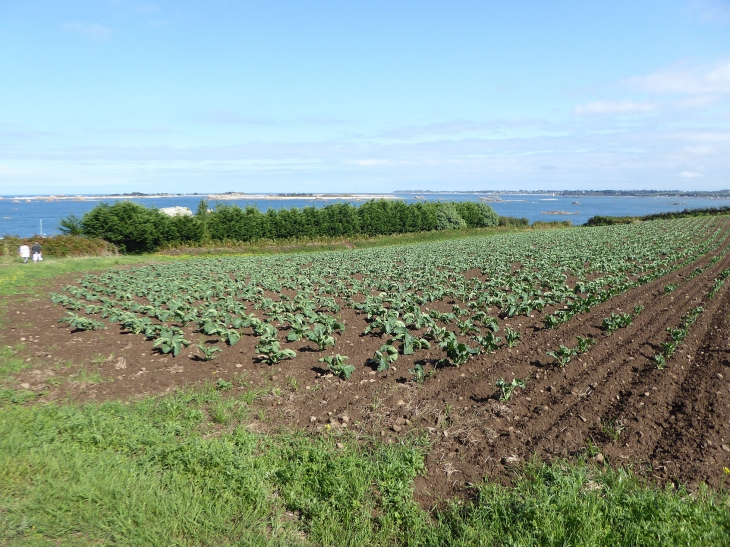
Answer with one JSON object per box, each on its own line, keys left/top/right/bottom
{"left": 3, "top": 236, "right": 730, "bottom": 505}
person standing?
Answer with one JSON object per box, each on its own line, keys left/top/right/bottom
{"left": 31, "top": 241, "right": 42, "bottom": 263}
{"left": 19, "top": 243, "right": 30, "bottom": 263}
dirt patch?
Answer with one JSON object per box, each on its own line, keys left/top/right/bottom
{"left": 3, "top": 234, "right": 730, "bottom": 504}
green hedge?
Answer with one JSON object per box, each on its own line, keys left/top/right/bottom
{"left": 67, "top": 199, "right": 500, "bottom": 254}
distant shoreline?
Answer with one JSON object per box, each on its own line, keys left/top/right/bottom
{"left": 3, "top": 190, "right": 730, "bottom": 201}
{"left": 0, "top": 193, "right": 401, "bottom": 202}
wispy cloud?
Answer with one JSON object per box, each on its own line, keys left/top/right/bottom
{"left": 63, "top": 22, "right": 114, "bottom": 42}
{"left": 690, "top": 0, "right": 730, "bottom": 24}
{"left": 625, "top": 59, "right": 730, "bottom": 95}
{"left": 574, "top": 100, "right": 658, "bottom": 115}
{"left": 679, "top": 170, "right": 703, "bottom": 178}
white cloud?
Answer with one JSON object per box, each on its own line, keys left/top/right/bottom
{"left": 63, "top": 22, "right": 114, "bottom": 41}
{"left": 626, "top": 59, "right": 730, "bottom": 95}
{"left": 574, "top": 100, "right": 657, "bottom": 115}
{"left": 679, "top": 171, "right": 704, "bottom": 178}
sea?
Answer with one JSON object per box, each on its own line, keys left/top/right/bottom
{"left": 2, "top": 193, "right": 729, "bottom": 239}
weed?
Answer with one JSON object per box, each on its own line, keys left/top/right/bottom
{"left": 601, "top": 417, "right": 626, "bottom": 441}
{"left": 215, "top": 378, "right": 233, "bottom": 391}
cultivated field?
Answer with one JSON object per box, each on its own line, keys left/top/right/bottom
{"left": 5, "top": 216, "right": 730, "bottom": 504}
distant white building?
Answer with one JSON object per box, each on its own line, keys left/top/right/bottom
{"left": 160, "top": 206, "right": 193, "bottom": 217}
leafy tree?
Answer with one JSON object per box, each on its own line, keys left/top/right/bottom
{"left": 80, "top": 202, "right": 169, "bottom": 254}
{"left": 434, "top": 202, "right": 467, "bottom": 230}
{"left": 58, "top": 214, "right": 83, "bottom": 236}
{"left": 454, "top": 202, "right": 499, "bottom": 228}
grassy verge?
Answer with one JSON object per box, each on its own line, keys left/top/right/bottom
{"left": 0, "top": 256, "right": 178, "bottom": 297}
{"left": 1, "top": 386, "right": 728, "bottom": 546}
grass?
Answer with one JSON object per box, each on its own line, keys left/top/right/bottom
{"left": 0, "top": 344, "right": 30, "bottom": 379}
{"left": 1, "top": 386, "right": 729, "bottom": 546}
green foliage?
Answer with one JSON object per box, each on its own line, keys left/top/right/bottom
{"left": 306, "top": 323, "right": 336, "bottom": 350}
{"left": 434, "top": 202, "right": 467, "bottom": 230}
{"left": 496, "top": 377, "right": 526, "bottom": 401}
{"left": 453, "top": 201, "right": 499, "bottom": 228}
{"left": 504, "top": 326, "right": 521, "bottom": 347}
{"left": 3, "top": 235, "right": 117, "bottom": 258}
{"left": 80, "top": 201, "right": 172, "bottom": 254}
{"left": 255, "top": 340, "right": 296, "bottom": 364}
{"left": 57, "top": 214, "right": 83, "bottom": 236}
{"left": 472, "top": 331, "right": 501, "bottom": 353}
{"left": 601, "top": 312, "right": 633, "bottom": 333}
{"left": 371, "top": 343, "right": 399, "bottom": 371}
{"left": 319, "top": 354, "right": 354, "bottom": 379}
{"left": 408, "top": 364, "right": 427, "bottom": 383}
{"left": 197, "top": 340, "right": 222, "bottom": 361}
{"left": 575, "top": 336, "right": 596, "bottom": 353}
{"left": 546, "top": 345, "right": 577, "bottom": 368}
{"left": 439, "top": 332, "right": 479, "bottom": 366}
{"left": 153, "top": 328, "right": 190, "bottom": 357}
{"left": 58, "top": 311, "right": 105, "bottom": 331}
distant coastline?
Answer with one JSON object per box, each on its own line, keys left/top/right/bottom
{"left": 0, "top": 192, "right": 400, "bottom": 202}
{"left": 3, "top": 189, "right": 730, "bottom": 201}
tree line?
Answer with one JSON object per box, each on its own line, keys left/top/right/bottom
{"left": 59, "top": 199, "right": 504, "bottom": 254}
{"left": 585, "top": 205, "right": 730, "bottom": 226}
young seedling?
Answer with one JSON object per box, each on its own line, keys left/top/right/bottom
{"left": 546, "top": 345, "right": 576, "bottom": 368}
{"left": 197, "top": 340, "right": 222, "bottom": 361}
{"left": 371, "top": 343, "right": 399, "bottom": 371}
{"left": 472, "top": 331, "right": 501, "bottom": 354}
{"left": 575, "top": 336, "right": 596, "bottom": 354}
{"left": 306, "top": 324, "right": 336, "bottom": 350}
{"left": 320, "top": 354, "right": 354, "bottom": 379}
{"left": 664, "top": 283, "right": 678, "bottom": 294}
{"left": 439, "top": 333, "right": 479, "bottom": 366}
{"left": 58, "top": 312, "right": 106, "bottom": 331}
{"left": 653, "top": 354, "right": 667, "bottom": 369}
{"left": 408, "top": 364, "right": 427, "bottom": 383}
{"left": 496, "top": 377, "right": 526, "bottom": 401}
{"left": 659, "top": 341, "right": 677, "bottom": 358}
{"left": 504, "top": 327, "right": 521, "bottom": 347}
{"left": 256, "top": 341, "right": 296, "bottom": 364}
{"left": 601, "top": 313, "right": 632, "bottom": 333}
{"left": 153, "top": 328, "right": 190, "bottom": 357}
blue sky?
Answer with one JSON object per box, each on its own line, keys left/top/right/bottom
{"left": 1, "top": 1, "right": 729, "bottom": 194}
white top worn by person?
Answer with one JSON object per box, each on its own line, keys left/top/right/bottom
{"left": 19, "top": 244, "right": 30, "bottom": 263}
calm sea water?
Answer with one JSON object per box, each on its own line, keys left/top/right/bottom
{"left": 2, "top": 193, "right": 729, "bottom": 238}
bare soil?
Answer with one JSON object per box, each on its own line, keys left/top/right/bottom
{"left": 3, "top": 239, "right": 730, "bottom": 504}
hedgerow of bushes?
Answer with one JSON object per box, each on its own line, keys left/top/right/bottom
{"left": 65, "top": 199, "right": 502, "bottom": 254}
